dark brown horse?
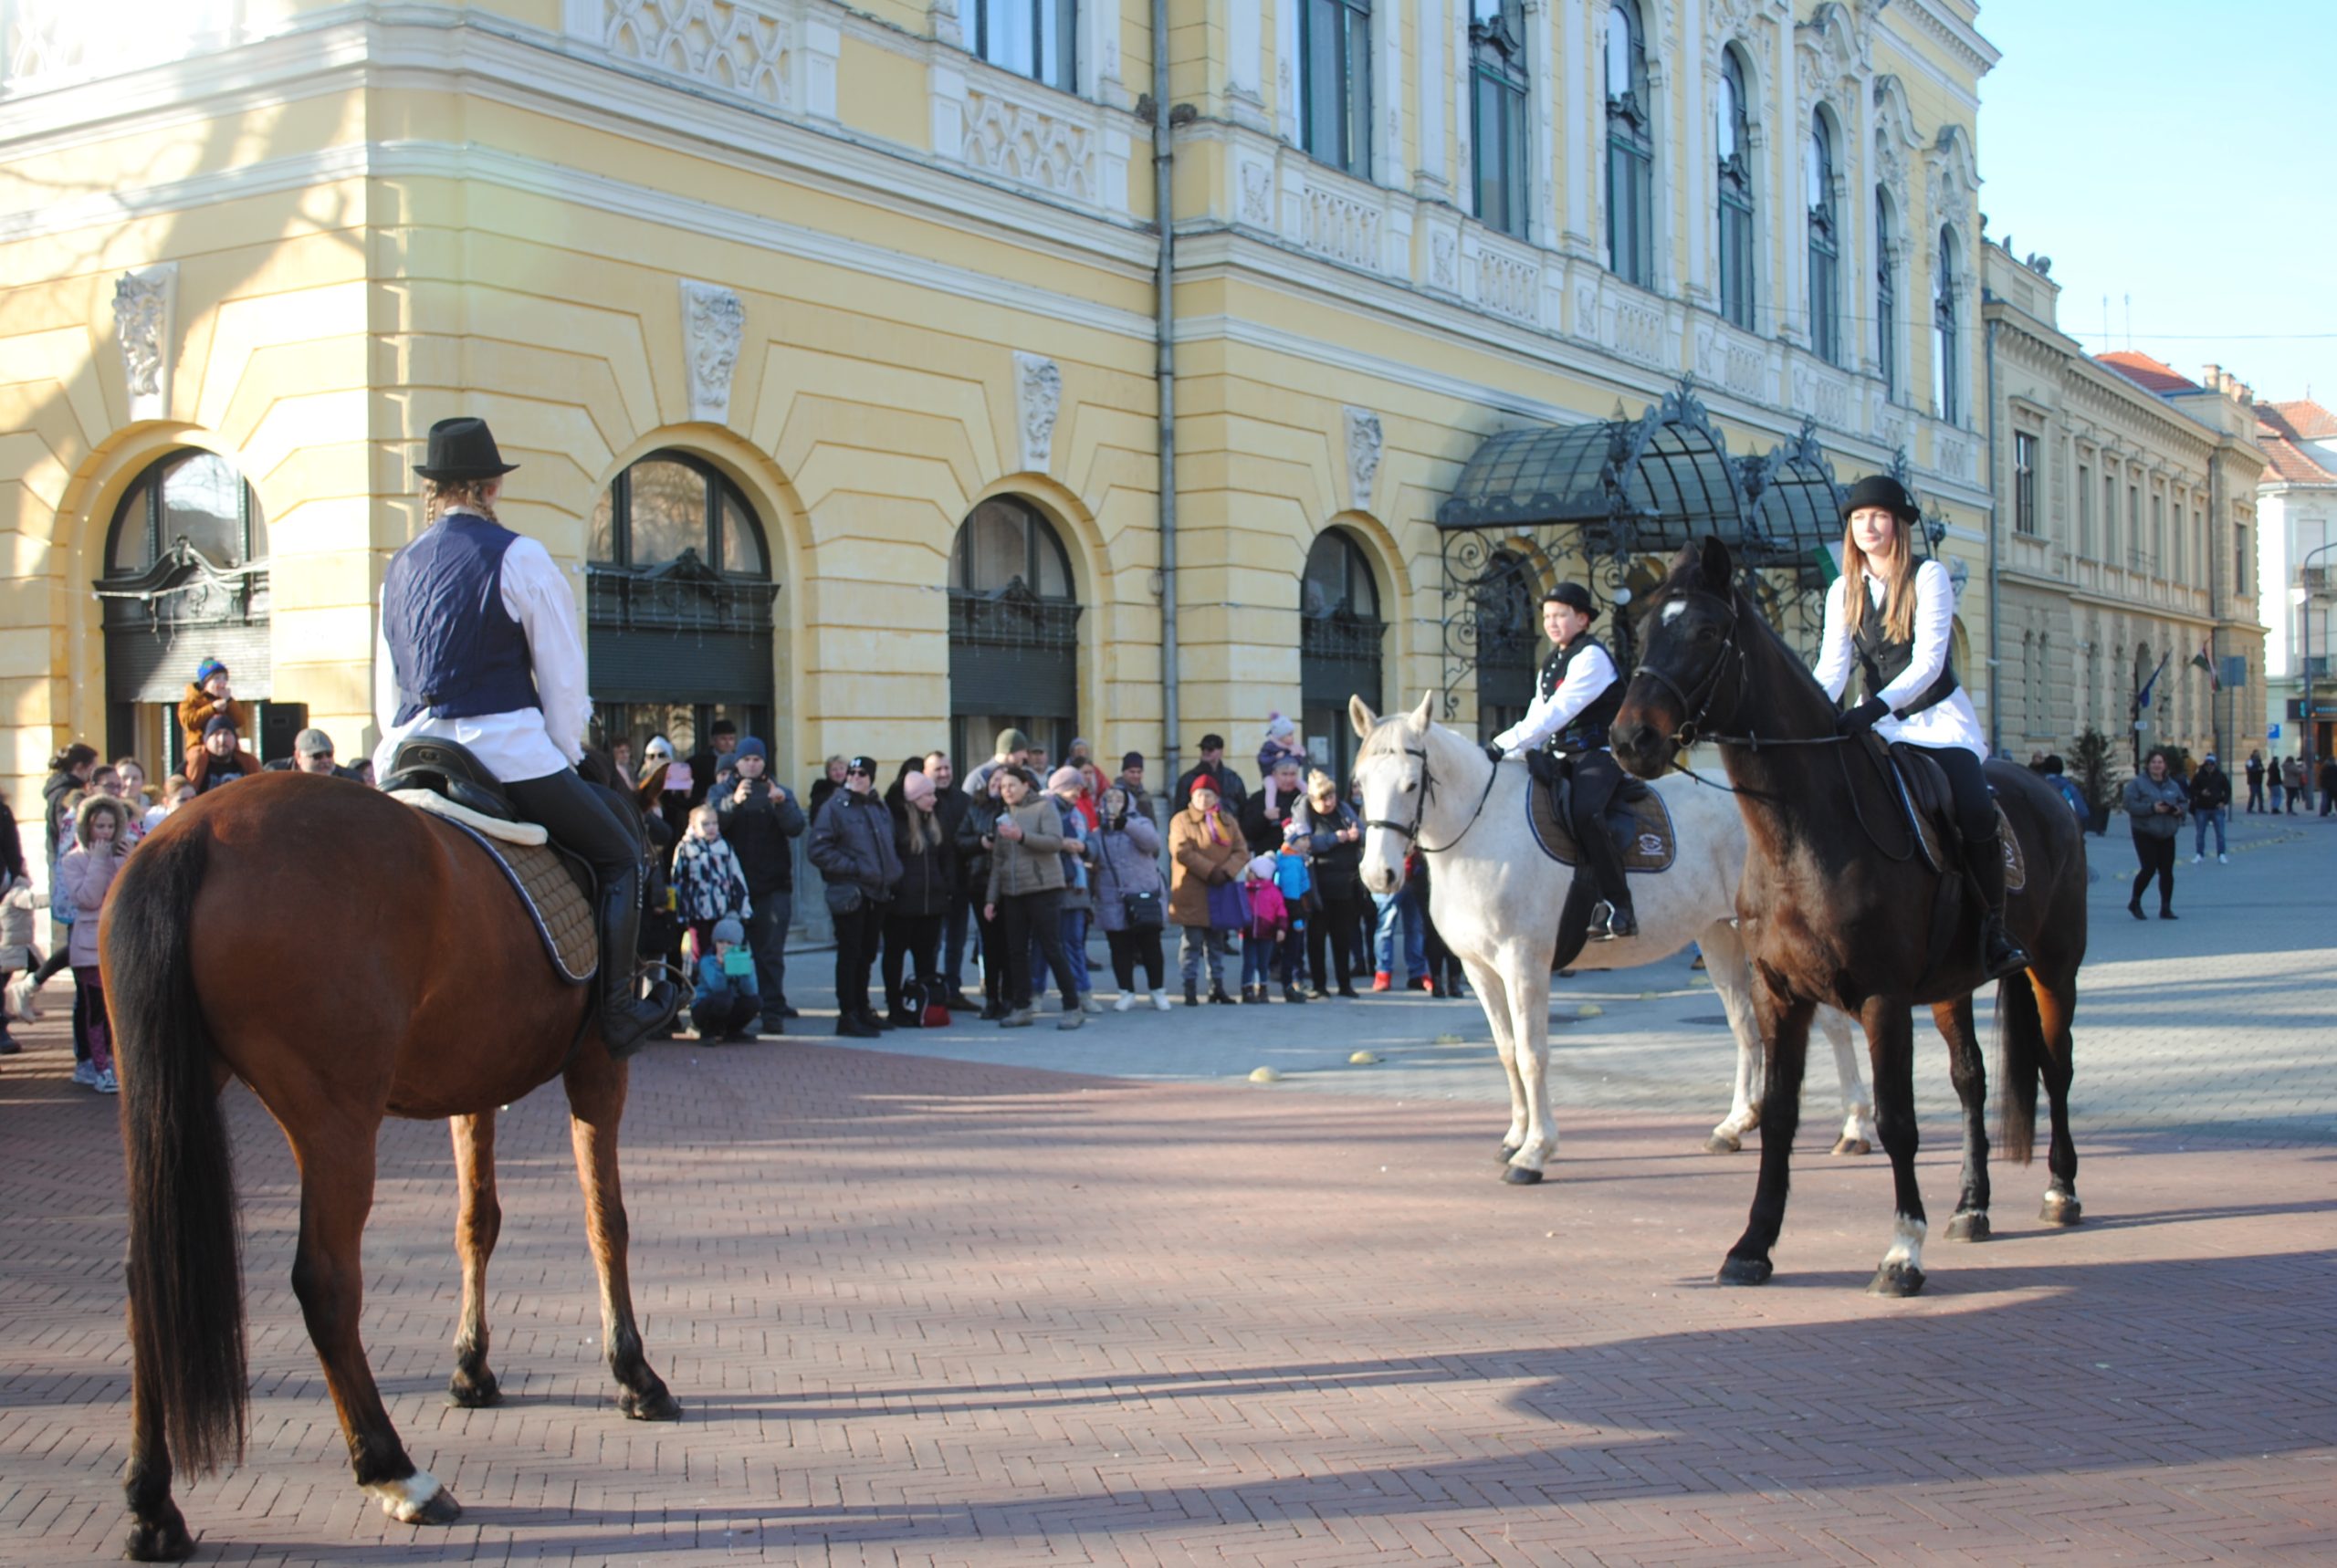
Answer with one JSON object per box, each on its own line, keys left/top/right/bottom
{"left": 1611, "top": 538, "right": 2087, "bottom": 1295}
{"left": 108, "top": 768, "right": 680, "bottom": 1562}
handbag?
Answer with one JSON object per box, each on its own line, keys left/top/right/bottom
{"left": 1121, "top": 889, "right": 1165, "bottom": 930}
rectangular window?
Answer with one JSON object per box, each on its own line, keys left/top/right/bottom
{"left": 2128, "top": 484, "right": 2141, "bottom": 570}
{"left": 2151, "top": 493, "right": 2164, "bottom": 575}
{"left": 2103, "top": 475, "right": 2119, "bottom": 558}
{"left": 1303, "top": 0, "right": 1374, "bottom": 176}
{"left": 2077, "top": 463, "right": 2092, "bottom": 556}
{"left": 972, "top": 0, "right": 1078, "bottom": 92}
{"left": 2237, "top": 523, "right": 2250, "bottom": 597}
{"left": 1470, "top": 0, "right": 1530, "bottom": 238}
{"left": 2013, "top": 432, "right": 2039, "bottom": 536}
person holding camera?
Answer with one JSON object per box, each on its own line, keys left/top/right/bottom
{"left": 981, "top": 768, "right": 1084, "bottom": 1030}
{"left": 2122, "top": 747, "right": 2189, "bottom": 921}
{"left": 716, "top": 736, "right": 805, "bottom": 1031}
{"left": 1090, "top": 783, "right": 1168, "bottom": 1011}
{"left": 807, "top": 756, "right": 902, "bottom": 1038}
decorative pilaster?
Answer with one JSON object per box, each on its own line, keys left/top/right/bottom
{"left": 679, "top": 279, "right": 745, "bottom": 424}
{"left": 112, "top": 263, "right": 178, "bottom": 422}
{"left": 1344, "top": 406, "right": 1383, "bottom": 515}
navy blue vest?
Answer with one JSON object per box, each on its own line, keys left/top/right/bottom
{"left": 1537, "top": 635, "right": 1623, "bottom": 755}
{"left": 383, "top": 514, "right": 542, "bottom": 726}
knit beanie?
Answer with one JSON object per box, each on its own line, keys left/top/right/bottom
{"left": 712, "top": 916, "right": 745, "bottom": 946}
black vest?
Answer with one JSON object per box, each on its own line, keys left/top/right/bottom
{"left": 1850, "top": 587, "right": 1958, "bottom": 718}
{"left": 1538, "top": 635, "right": 1624, "bottom": 755}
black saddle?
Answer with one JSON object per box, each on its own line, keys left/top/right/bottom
{"left": 1879, "top": 741, "right": 2026, "bottom": 891}
{"left": 1523, "top": 750, "right": 1673, "bottom": 873}
{"left": 380, "top": 737, "right": 516, "bottom": 822}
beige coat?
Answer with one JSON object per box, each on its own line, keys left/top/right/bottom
{"left": 984, "top": 797, "right": 1068, "bottom": 903}
{"left": 1167, "top": 804, "right": 1245, "bottom": 926}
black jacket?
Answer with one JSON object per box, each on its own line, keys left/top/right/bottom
{"left": 2187, "top": 764, "right": 2232, "bottom": 812}
{"left": 1295, "top": 797, "right": 1364, "bottom": 898}
{"left": 958, "top": 792, "right": 1005, "bottom": 903}
{"left": 889, "top": 804, "right": 961, "bottom": 918}
{"left": 1240, "top": 780, "right": 1304, "bottom": 854}
{"left": 0, "top": 796, "right": 23, "bottom": 884}
{"left": 40, "top": 769, "right": 78, "bottom": 869}
{"left": 716, "top": 776, "right": 806, "bottom": 895}
{"left": 807, "top": 789, "right": 903, "bottom": 899}
{"left": 1173, "top": 760, "right": 1249, "bottom": 815}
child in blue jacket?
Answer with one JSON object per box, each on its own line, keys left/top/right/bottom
{"left": 691, "top": 915, "right": 760, "bottom": 1042}
{"left": 1271, "top": 821, "right": 1314, "bottom": 1002}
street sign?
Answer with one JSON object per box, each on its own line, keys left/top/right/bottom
{"left": 2270, "top": 724, "right": 2283, "bottom": 739}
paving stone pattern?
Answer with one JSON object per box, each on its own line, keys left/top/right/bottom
{"left": 1, "top": 813, "right": 2332, "bottom": 1563}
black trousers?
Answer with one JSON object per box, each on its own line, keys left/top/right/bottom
{"left": 998, "top": 889, "right": 1076, "bottom": 1010}
{"left": 882, "top": 912, "right": 944, "bottom": 1012}
{"left": 1307, "top": 883, "right": 1363, "bottom": 988}
{"left": 505, "top": 768, "right": 639, "bottom": 878}
{"left": 1560, "top": 748, "right": 1632, "bottom": 907}
{"left": 690, "top": 990, "right": 758, "bottom": 1038}
{"left": 2131, "top": 831, "right": 2176, "bottom": 912}
{"left": 832, "top": 902, "right": 882, "bottom": 1018}
{"left": 1903, "top": 744, "right": 1996, "bottom": 841}
{"left": 971, "top": 901, "right": 1004, "bottom": 1004}
{"left": 1105, "top": 925, "right": 1165, "bottom": 991}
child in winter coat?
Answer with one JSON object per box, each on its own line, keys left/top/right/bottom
{"left": 0, "top": 876, "right": 48, "bottom": 1053}
{"left": 176, "top": 657, "right": 250, "bottom": 758}
{"left": 670, "top": 803, "right": 752, "bottom": 965}
{"left": 690, "top": 915, "right": 760, "bottom": 1042}
{"left": 55, "top": 794, "right": 132, "bottom": 1092}
{"left": 1240, "top": 853, "right": 1288, "bottom": 1003}
{"left": 1272, "top": 821, "right": 1314, "bottom": 1002}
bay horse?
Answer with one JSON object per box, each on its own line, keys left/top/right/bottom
{"left": 1347, "top": 693, "right": 1876, "bottom": 1185}
{"left": 107, "top": 767, "right": 681, "bottom": 1562}
{"left": 1611, "top": 538, "right": 2088, "bottom": 1295}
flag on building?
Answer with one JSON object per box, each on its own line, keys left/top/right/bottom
{"left": 2188, "top": 639, "right": 2220, "bottom": 691}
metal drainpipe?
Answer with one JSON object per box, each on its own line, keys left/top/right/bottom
{"left": 1151, "top": 0, "right": 1181, "bottom": 795}
{"left": 2207, "top": 448, "right": 2222, "bottom": 757}
{"left": 1983, "top": 303, "right": 2003, "bottom": 754}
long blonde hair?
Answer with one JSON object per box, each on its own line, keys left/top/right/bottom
{"left": 424, "top": 478, "right": 498, "bottom": 522}
{"left": 1839, "top": 510, "right": 1918, "bottom": 643}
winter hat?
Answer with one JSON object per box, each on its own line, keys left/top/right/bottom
{"left": 74, "top": 792, "right": 131, "bottom": 847}
{"left": 995, "top": 727, "right": 1032, "bottom": 756}
{"left": 734, "top": 737, "right": 767, "bottom": 760}
{"left": 203, "top": 714, "right": 239, "bottom": 738}
{"left": 1282, "top": 818, "right": 1308, "bottom": 843}
{"left": 644, "top": 736, "right": 676, "bottom": 760}
{"left": 1121, "top": 750, "right": 1144, "bottom": 769}
{"left": 1264, "top": 712, "right": 1295, "bottom": 742}
{"left": 293, "top": 727, "right": 335, "bottom": 757}
{"left": 1047, "top": 766, "right": 1084, "bottom": 793}
{"left": 195, "top": 657, "right": 228, "bottom": 685}
{"left": 711, "top": 916, "right": 745, "bottom": 946}
{"left": 1189, "top": 777, "right": 1220, "bottom": 802}
{"left": 1244, "top": 853, "right": 1276, "bottom": 881}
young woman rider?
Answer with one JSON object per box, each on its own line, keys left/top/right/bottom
{"left": 1814, "top": 475, "right": 2029, "bottom": 979}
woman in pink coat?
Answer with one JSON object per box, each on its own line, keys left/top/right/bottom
{"left": 54, "top": 793, "right": 132, "bottom": 1093}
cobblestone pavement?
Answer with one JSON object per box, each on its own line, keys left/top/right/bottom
{"left": 2, "top": 811, "right": 2332, "bottom": 1564}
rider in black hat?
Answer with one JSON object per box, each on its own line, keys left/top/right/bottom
{"left": 1816, "top": 474, "right": 2028, "bottom": 978}
{"left": 373, "top": 417, "right": 679, "bottom": 1049}
{"left": 1489, "top": 581, "right": 1637, "bottom": 940}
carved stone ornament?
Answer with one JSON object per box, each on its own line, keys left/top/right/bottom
{"left": 679, "top": 279, "right": 745, "bottom": 424}
{"left": 112, "top": 262, "right": 177, "bottom": 422}
{"left": 1241, "top": 162, "right": 1273, "bottom": 226}
{"left": 1014, "top": 351, "right": 1062, "bottom": 474}
{"left": 1343, "top": 406, "right": 1383, "bottom": 515}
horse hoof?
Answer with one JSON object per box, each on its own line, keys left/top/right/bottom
{"left": 1866, "top": 1262, "right": 1926, "bottom": 1297}
{"left": 1943, "top": 1211, "right": 1990, "bottom": 1243}
{"left": 408, "top": 1489, "right": 464, "bottom": 1527}
{"left": 620, "top": 1384, "right": 685, "bottom": 1421}
{"left": 1714, "top": 1255, "right": 1772, "bottom": 1286}
{"left": 1500, "top": 1164, "right": 1545, "bottom": 1186}
{"left": 371, "top": 1472, "right": 462, "bottom": 1526}
{"left": 1495, "top": 1142, "right": 1521, "bottom": 1164}
{"left": 1831, "top": 1137, "right": 1871, "bottom": 1157}
{"left": 2039, "top": 1193, "right": 2083, "bottom": 1227}
{"left": 445, "top": 1371, "right": 502, "bottom": 1408}
{"left": 122, "top": 1508, "right": 194, "bottom": 1562}
{"left": 1704, "top": 1132, "right": 1742, "bottom": 1155}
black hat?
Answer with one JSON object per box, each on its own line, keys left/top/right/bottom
{"left": 413, "top": 417, "right": 519, "bottom": 481}
{"left": 1841, "top": 474, "right": 1920, "bottom": 526}
{"left": 1122, "top": 750, "right": 1145, "bottom": 769}
{"left": 1543, "top": 581, "right": 1597, "bottom": 618}
{"left": 846, "top": 756, "right": 878, "bottom": 776}
{"left": 709, "top": 718, "right": 737, "bottom": 737}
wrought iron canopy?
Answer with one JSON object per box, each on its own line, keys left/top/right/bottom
{"left": 1740, "top": 417, "right": 1845, "bottom": 571}
{"left": 93, "top": 535, "right": 269, "bottom": 631}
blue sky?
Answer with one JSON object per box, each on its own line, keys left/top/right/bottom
{"left": 1976, "top": 1, "right": 2331, "bottom": 402}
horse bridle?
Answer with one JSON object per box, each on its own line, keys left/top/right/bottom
{"left": 1364, "top": 741, "right": 1501, "bottom": 855}
{"left": 1633, "top": 587, "right": 1845, "bottom": 756}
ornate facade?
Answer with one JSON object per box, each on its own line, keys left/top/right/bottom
{"left": 2252, "top": 399, "right": 2337, "bottom": 762}
{"left": 1980, "top": 246, "right": 2266, "bottom": 770}
{"left": 0, "top": 0, "right": 2001, "bottom": 871}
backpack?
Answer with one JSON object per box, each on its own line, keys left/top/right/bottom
{"left": 900, "top": 977, "right": 950, "bottom": 1030}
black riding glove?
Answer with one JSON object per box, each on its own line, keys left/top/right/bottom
{"left": 1484, "top": 741, "right": 1508, "bottom": 765}
{"left": 1835, "top": 696, "right": 1891, "bottom": 737}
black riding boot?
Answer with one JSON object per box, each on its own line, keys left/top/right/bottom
{"left": 1577, "top": 824, "right": 1638, "bottom": 941}
{"left": 597, "top": 865, "right": 680, "bottom": 1053}
{"left": 1965, "top": 827, "right": 2030, "bottom": 980}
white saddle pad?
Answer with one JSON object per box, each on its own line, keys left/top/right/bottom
{"left": 390, "top": 789, "right": 548, "bottom": 846}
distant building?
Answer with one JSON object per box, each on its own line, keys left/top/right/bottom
{"left": 1981, "top": 245, "right": 2266, "bottom": 769}
{"left": 2251, "top": 400, "right": 2337, "bottom": 760}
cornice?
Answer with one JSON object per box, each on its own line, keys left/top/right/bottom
{"left": 1892, "top": 0, "right": 2000, "bottom": 79}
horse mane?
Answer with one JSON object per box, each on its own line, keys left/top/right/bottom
{"left": 1642, "top": 542, "right": 1837, "bottom": 716}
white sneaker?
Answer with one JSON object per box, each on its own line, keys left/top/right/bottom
{"left": 7, "top": 974, "right": 41, "bottom": 1022}
{"left": 1151, "top": 989, "right": 1170, "bottom": 1012}
{"left": 94, "top": 1068, "right": 119, "bottom": 1095}
{"left": 1112, "top": 992, "right": 1136, "bottom": 1013}
{"left": 2190, "top": 853, "right": 2203, "bottom": 863}
{"left": 1082, "top": 993, "right": 1106, "bottom": 1015}
{"left": 71, "top": 1060, "right": 99, "bottom": 1087}
{"left": 2217, "top": 852, "right": 2229, "bottom": 863}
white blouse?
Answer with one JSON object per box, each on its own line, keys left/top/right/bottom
{"left": 1811, "top": 559, "right": 1987, "bottom": 758}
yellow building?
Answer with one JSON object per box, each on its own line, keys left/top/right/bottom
{"left": 2, "top": 0, "right": 2001, "bottom": 874}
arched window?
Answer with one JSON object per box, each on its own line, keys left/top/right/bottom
{"left": 1300, "top": 528, "right": 1385, "bottom": 783}
{"left": 1302, "top": 0, "right": 1374, "bottom": 176}
{"left": 1875, "top": 186, "right": 1901, "bottom": 400}
{"left": 95, "top": 449, "right": 273, "bottom": 767}
{"left": 948, "top": 495, "right": 1081, "bottom": 766}
{"left": 1934, "top": 226, "right": 1963, "bottom": 423}
{"left": 969, "top": 0, "right": 1077, "bottom": 93}
{"left": 1715, "top": 48, "right": 1755, "bottom": 331}
{"left": 586, "top": 451, "right": 780, "bottom": 769}
{"left": 1604, "top": 0, "right": 1655, "bottom": 288}
{"left": 1474, "top": 550, "right": 1538, "bottom": 745}
{"left": 1471, "top": 0, "right": 1530, "bottom": 238}
{"left": 1806, "top": 112, "right": 1841, "bottom": 365}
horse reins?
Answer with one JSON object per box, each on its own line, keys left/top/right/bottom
{"left": 1366, "top": 742, "right": 1501, "bottom": 855}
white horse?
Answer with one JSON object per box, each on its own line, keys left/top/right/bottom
{"left": 1348, "top": 694, "right": 1874, "bottom": 1183}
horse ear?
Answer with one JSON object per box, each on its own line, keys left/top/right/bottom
{"left": 1348, "top": 694, "right": 1378, "bottom": 739}
{"left": 1700, "top": 535, "right": 1735, "bottom": 596}
{"left": 1409, "top": 690, "right": 1435, "bottom": 730}
{"left": 638, "top": 760, "right": 669, "bottom": 806}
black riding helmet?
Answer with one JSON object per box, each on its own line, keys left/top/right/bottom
{"left": 1840, "top": 474, "right": 1921, "bottom": 527}
{"left": 1543, "top": 581, "right": 1597, "bottom": 619}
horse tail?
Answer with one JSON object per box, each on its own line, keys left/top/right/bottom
{"left": 1993, "top": 971, "right": 2044, "bottom": 1166}
{"left": 110, "top": 825, "right": 247, "bottom": 1474}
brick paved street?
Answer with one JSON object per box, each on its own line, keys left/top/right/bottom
{"left": 3, "top": 810, "right": 2333, "bottom": 1564}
